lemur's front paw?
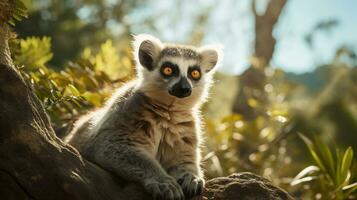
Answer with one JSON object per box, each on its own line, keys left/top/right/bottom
{"left": 144, "top": 176, "right": 185, "bottom": 200}
{"left": 176, "top": 173, "right": 204, "bottom": 199}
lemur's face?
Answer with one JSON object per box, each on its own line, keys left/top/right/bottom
{"left": 134, "top": 34, "right": 223, "bottom": 104}
{"left": 155, "top": 49, "right": 206, "bottom": 98}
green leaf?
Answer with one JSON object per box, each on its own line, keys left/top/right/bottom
{"left": 70, "top": 97, "right": 82, "bottom": 108}
{"left": 82, "top": 92, "right": 102, "bottom": 107}
{"left": 8, "top": 19, "right": 15, "bottom": 26}
{"left": 291, "top": 165, "right": 319, "bottom": 186}
{"left": 336, "top": 148, "right": 343, "bottom": 187}
{"left": 67, "top": 84, "right": 80, "bottom": 96}
{"left": 291, "top": 176, "right": 318, "bottom": 186}
{"left": 313, "top": 135, "right": 335, "bottom": 181}
{"left": 14, "top": 37, "right": 53, "bottom": 68}
{"left": 50, "top": 80, "right": 58, "bottom": 88}
{"left": 8, "top": 0, "right": 28, "bottom": 25}
{"left": 298, "top": 133, "right": 327, "bottom": 172}
{"left": 343, "top": 182, "right": 357, "bottom": 191}
{"left": 343, "top": 182, "right": 357, "bottom": 196}
{"left": 340, "top": 147, "right": 353, "bottom": 185}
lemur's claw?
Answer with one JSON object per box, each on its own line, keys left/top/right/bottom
{"left": 177, "top": 173, "right": 204, "bottom": 199}
{"left": 144, "top": 176, "right": 185, "bottom": 200}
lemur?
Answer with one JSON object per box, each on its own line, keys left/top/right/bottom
{"left": 64, "top": 34, "right": 223, "bottom": 200}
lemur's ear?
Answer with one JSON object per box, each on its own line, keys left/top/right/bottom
{"left": 133, "top": 34, "right": 163, "bottom": 71}
{"left": 199, "top": 44, "right": 224, "bottom": 72}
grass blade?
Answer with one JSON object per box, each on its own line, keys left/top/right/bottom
{"left": 340, "top": 147, "right": 353, "bottom": 186}
{"left": 298, "top": 133, "right": 327, "bottom": 172}
{"left": 313, "top": 135, "right": 336, "bottom": 182}
{"left": 291, "top": 165, "right": 319, "bottom": 186}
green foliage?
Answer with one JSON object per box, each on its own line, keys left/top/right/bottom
{"left": 10, "top": 36, "right": 134, "bottom": 128}
{"left": 203, "top": 68, "right": 299, "bottom": 185}
{"left": 0, "top": 0, "right": 27, "bottom": 24}
{"left": 14, "top": 0, "right": 141, "bottom": 66}
{"left": 202, "top": 48, "right": 357, "bottom": 199}
{"left": 291, "top": 134, "right": 356, "bottom": 199}
{"left": 12, "top": 36, "right": 53, "bottom": 68}
{"left": 8, "top": 0, "right": 28, "bottom": 25}
{"left": 81, "top": 40, "right": 134, "bottom": 81}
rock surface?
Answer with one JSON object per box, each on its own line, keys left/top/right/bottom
{"left": 202, "top": 172, "right": 294, "bottom": 200}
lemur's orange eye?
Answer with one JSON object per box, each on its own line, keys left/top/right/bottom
{"left": 162, "top": 67, "right": 173, "bottom": 76}
{"left": 163, "top": 67, "right": 173, "bottom": 76}
{"left": 191, "top": 70, "right": 201, "bottom": 79}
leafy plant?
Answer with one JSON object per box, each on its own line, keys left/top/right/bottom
{"left": 81, "top": 40, "right": 134, "bottom": 81}
{"left": 0, "top": 0, "right": 27, "bottom": 25}
{"left": 10, "top": 36, "right": 134, "bottom": 129}
{"left": 203, "top": 68, "right": 300, "bottom": 184}
{"left": 12, "top": 36, "right": 53, "bottom": 69}
{"left": 291, "top": 133, "right": 357, "bottom": 200}
{"left": 8, "top": 0, "right": 27, "bottom": 25}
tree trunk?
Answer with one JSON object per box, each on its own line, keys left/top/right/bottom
{"left": 0, "top": 19, "right": 148, "bottom": 200}
{"left": 232, "top": 0, "right": 287, "bottom": 119}
{"left": 253, "top": 0, "right": 287, "bottom": 66}
{"left": 0, "top": 24, "right": 13, "bottom": 66}
{"left": 0, "top": 64, "right": 148, "bottom": 200}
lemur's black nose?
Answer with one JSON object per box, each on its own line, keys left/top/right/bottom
{"left": 178, "top": 85, "right": 192, "bottom": 97}
{"left": 169, "top": 77, "right": 192, "bottom": 98}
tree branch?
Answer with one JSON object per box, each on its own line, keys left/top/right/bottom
{"left": 0, "top": 24, "right": 14, "bottom": 66}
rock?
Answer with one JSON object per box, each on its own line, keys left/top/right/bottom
{"left": 201, "top": 172, "right": 294, "bottom": 200}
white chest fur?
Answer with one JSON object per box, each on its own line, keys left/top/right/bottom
{"left": 150, "top": 111, "right": 195, "bottom": 163}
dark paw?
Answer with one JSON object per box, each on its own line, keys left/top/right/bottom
{"left": 177, "top": 173, "right": 204, "bottom": 199}
{"left": 144, "top": 176, "right": 185, "bottom": 200}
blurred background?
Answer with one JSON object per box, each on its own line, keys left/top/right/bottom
{"left": 9, "top": 0, "right": 357, "bottom": 199}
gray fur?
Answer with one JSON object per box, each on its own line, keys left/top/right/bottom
{"left": 64, "top": 34, "right": 223, "bottom": 200}
{"left": 160, "top": 46, "right": 201, "bottom": 60}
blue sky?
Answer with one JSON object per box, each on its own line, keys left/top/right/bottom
{"left": 272, "top": 0, "right": 357, "bottom": 74}
{"left": 127, "top": 0, "right": 357, "bottom": 74}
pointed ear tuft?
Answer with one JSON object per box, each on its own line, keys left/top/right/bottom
{"left": 199, "top": 44, "right": 224, "bottom": 72}
{"left": 132, "top": 34, "right": 163, "bottom": 71}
